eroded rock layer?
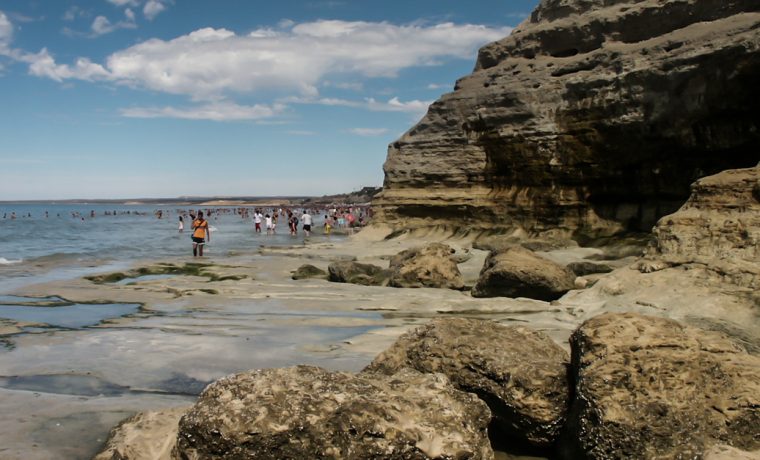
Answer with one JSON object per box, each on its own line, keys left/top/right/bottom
{"left": 649, "top": 165, "right": 760, "bottom": 287}
{"left": 374, "top": 0, "right": 760, "bottom": 238}
{"left": 563, "top": 312, "right": 760, "bottom": 459}
{"left": 364, "top": 319, "right": 569, "bottom": 450}
{"left": 174, "top": 366, "right": 493, "bottom": 460}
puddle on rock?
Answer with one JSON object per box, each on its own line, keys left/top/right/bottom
{"left": 116, "top": 274, "right": 176, "bottom": 285}
{"left": 0, "top": 374, "right": 129, "bottom": 397}
{"left": 0, "top": 296, "right": 141, "bottom": 329}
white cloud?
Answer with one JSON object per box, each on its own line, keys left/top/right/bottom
{"left": 5, "top": 18, "right": 505, "bottom": 121}
{"left": 91, "top": 16, "right": 112, "bottom": 35}
{"left": 120, "top": 101, "right": 285, "bottom": 121}
{"left": 280, "top": 95, "right": 433, "bottom": 122}
{"left": 381, "top": 97, "right": 430, "bottom": 113}
{"left": 286, "top": 96, "right": 432, "bottom": 116}
{"left": 349, "top": 128, "right": 389, "bottom": 136}
{"left": 90, "top": 9, "right": 136, "bottom": 37}
{"left": 324, "top": 81, "right": 363, "bottom": 91}
{"left": 0, "top": 11, "right": 13, "bottom": 52}
{"left": 20, "top": 19, "right": 509, "bottom": 100}
{"left": 63, "top": 6, "right": 87, "bottom": 22}
{"left": 427, "top": 83, "right": 449, "bottom": 90}
{"left": 107, "top": 0, "right": 139, "bottom": 6}
{"left": 143, "top": 0, "right": 167, "bottom": 20}
{"left": 23, "top": 48, "right": 110, "bottom": 82}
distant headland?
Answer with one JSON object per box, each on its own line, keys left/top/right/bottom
{"left": 0, "top": 186, "right": 382, "bottom": 207}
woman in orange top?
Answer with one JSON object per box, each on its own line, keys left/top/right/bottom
{"left": 191, "top": 211, "right": 210, "bottom": 257}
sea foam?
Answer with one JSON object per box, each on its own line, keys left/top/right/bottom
{"left": 0, "top": 257, "right": 22, "bottom": 265}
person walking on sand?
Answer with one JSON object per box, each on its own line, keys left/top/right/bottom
{"left": 191, "top": 211, "right": 210, "bottom": 257}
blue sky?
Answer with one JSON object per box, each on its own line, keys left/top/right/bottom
{"left": 0, "top": 0, "right": 538, "bottom": 200}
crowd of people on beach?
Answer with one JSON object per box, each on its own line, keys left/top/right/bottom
{"left": 2, "top": 204, "right": 372, "bottom": 257}
{"left": 174, "top": 205, "right": 371, "bottom": 257}
{"left": 2, "top": 209, "right": 151, "bottom": 220}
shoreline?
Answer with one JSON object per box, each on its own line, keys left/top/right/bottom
{"left": 0, "top": 228, "right": 758, "bottom": 459}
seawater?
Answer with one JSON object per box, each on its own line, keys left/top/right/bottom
{"left": 0, "top": 203, "right": 339, "bottom": 292}
{"left": 0, "top": 203, "right": 373, "bottom": 459}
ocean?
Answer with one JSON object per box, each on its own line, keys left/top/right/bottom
{"left": 0, "top": 203, "right": 338, "bottom": 292}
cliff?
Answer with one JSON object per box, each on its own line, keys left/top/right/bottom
{"left": 374, "top": 0, "right": 760, "bottom": 239}
{"left": 649, "top": 165, "right": 760, "bottom": 287}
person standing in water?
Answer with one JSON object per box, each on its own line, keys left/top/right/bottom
{"left": 301, "top": 209, "right": 313, "bottom": 236}
{"left": 178, "top": 215, "right": 184, "bottom": 232}
{"left": 191, "top": 211, "right": 210, "bottom": 257}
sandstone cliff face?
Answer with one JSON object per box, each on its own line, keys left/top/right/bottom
{"left": 649, "top": 165, "right": 760, "bottom": 287}
{"left": 375, "top": 0, "right": 760, "bottom": 238}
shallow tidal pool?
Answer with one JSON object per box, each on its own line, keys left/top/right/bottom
{"left": 0, "top": 295, "right": 141, "bottom": 329}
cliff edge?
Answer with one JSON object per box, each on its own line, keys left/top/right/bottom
{"left": 374, "top": 0, "right": 760, "bottom": 239}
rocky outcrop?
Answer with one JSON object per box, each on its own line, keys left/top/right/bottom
{"left": 94, "top": 407, "right": 188, "bottom": 460}
{"left": 327, "top": 261, "right": 389, "bottom": 286}
{"left": 647, "top": 165, "right": 760, "bottom": 287}
{"left": 471, "top": 246, "right": 576, "bottom": 300}
{"left": 364, "top": 318, "right": 569, "bottom": 450}
{"left": 374, "top": 0, "right": 760, "bottom": 238}
{"left": 565, "top": 261, "right": 613, "bottom": 276}
{"left": 174, "top": 365, "right": 493, "bottom": 460}
{"left": 704, "top": 445, "right": 760, "bottom": 460}
{"left": 387, "top": 243, "right": 465, "bottom": 289}
{"left": 563, "top": 312, "right": 760, "bottom": 459}
{"left": 291, "top": 264, "right": 327, "bottom": 280}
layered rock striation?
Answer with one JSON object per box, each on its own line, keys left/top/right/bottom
{"left": 364, "top": 319, "right": 570, "bottom": 450}
{"left": 563, "top": 312, "right": 760, "bottom": 459}
{"left": 174, "top": 366, "right": 493, "bottom": 460}
{"left": 648, "top": 165, "right": 760, "bottom": 287}
{"left": 374, "top": 0, "right": 760, "bottom": 238}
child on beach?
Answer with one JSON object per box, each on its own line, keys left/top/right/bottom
{"left": 265, "top": 214, "right": 274, "bottom": 235}
{"left": 324, "top": 215, "right": 332, "bottom": 235}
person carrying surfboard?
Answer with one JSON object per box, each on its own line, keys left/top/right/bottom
{"left": 191, "top": 211, "right": 210, "bottom": 257}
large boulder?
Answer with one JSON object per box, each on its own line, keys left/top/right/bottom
{"left": 364, "top": 318, "right": 569, "bottom": 450}
{"left": 471, "top": 246, "right": 576, "bottom": 300}
{"left": 174, "top": 365, "right": 493, "bottom": 460}
{"left": 291, "top": 264, "right": 327, "bottom": 280}
{"left": 373, "top": 0, "right": 760, "bottom": 238}
{"left": 563, "top": 312, "right": 760, "bottom": 459}
{"left": 648, "top": 165, "right": 760, "bottom": 287}
{"left": 387, "top": 243, "right": 465, "bottom": 289}
{"left": 327, "top": 261, "right": 389, "bottom": 286}
{"left": 93, "top": 407, "right": 188, "bottom": 460}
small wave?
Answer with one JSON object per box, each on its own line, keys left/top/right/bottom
{"left": 0, "top": 257, "right": 23, "bottom": 265}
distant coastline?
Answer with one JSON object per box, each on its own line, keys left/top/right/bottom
{"left": 0, "top": 187, "right": 382, "bottom": 207}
